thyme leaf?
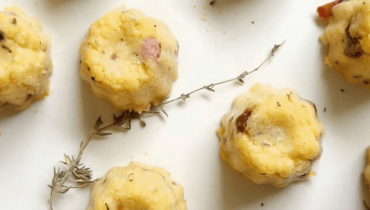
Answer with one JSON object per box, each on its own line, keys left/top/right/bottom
{"left": 159, "top": 106, "right": 168, "bottom": 117}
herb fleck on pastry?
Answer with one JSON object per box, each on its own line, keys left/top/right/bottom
{"left": 319, "top": 0, "right": 370, "bottom": 86}
{"left": 80, "top": 7, "right": 179, "bottom": 113}
{"left": 0, "top": 6, "right": 52, "bottom": 110}
{"left": 217, "top": 84, "right": 324, "bottom": 187}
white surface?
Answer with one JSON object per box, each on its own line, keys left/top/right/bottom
{"left": 0, "top": 0, "right": 369, "bottom": 209}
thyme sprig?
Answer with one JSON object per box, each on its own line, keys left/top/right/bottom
{"left": 48, "top": 111, "right": 148, "bottom": 209}
{"left": 48, "top": 42, "right": 284, "bottom": 209}
{"left": 155, "top": 41, "right": 285, "bottom": 109}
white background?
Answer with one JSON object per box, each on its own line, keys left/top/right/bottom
{"left": 0, "top": 0, "right": 369, "bottom": 209}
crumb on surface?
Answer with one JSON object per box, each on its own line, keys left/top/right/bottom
{"left": 341, "top": 89, "right": 345, "bottom": 92}
{"left": 252, "top": 21, "right": 255, "bottom": 24}
{"left": 261, "top": 203, "right": 264, "bottom": 206}
{"left": 201, "top": 14, "right": 207, "bottom": 21}
{"left": 324, "top": 107, "right": 327, "bottom": 112}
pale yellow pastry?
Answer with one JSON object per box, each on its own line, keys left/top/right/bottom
{"left": 87, "top": 162, "right": 187, "bottom": 210}
{"left": 320, "top": 0, "right": 370, "bottom": 85}
{"left": 0, "top": 6, "right": 52, "bottom": 109}
{"left": 80, "top": 7, "right": 179, "bottom": 113}
{"left": 217, "top": 84, "right": 324, "bottom": 187}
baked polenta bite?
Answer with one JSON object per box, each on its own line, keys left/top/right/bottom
{"left": 80, "top": 7, "right": 179, "bottom": 113}
{"left": 87, "top": 162, "right": 187, "bottom": 210}
{"left": 0, "top": 6, "right": 52, "bottom": 110}
{"left": 217, "top": 84, "right": 324, "bottom": 187}
{"left": 320, "top": 0, "right": 370, "bottom": 86}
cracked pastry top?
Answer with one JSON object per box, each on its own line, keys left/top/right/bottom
{"left": 217, "top": 84, "right": 324, "bottom": 187}
{"left": 80, "top": 7, "right": 179, "bottom": 113}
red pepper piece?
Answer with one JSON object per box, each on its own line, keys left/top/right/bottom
{"left": 236, "top": 109, "right": 252, "bottom": 133}
{"left": 317, "top": 0, "right": 342, "bottom": 19}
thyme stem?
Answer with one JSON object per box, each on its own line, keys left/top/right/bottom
{"left": 48, "top": 125, "right": 112, "bottom": 209}
{"left": 82, "top": 133, "right": 95, "bottom": 151}
{"left": 97, "top": 123, "right": 115, "bottom": 133}
{"left": 158, "top": 41, "right": 285, "bottom": 107}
